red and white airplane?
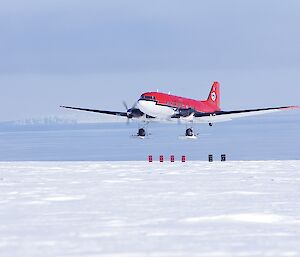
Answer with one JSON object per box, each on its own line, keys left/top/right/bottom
{"left": 61, "top": 82, "right": 299, "bottom": 138}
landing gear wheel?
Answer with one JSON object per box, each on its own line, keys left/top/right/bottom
{"left": 178, "top": 127, "right": 197, "bottom": 139}
{"left": 185, "top": 128, "right": 194, "bottom": 137}
{"left": 138, "top": 128, "right": 146, "bottom": 137}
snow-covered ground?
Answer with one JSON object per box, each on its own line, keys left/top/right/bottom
{"left": 1, "top": 161, "right": 300, "bottom": 257}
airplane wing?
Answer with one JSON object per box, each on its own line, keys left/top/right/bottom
{"left": 60, "top": 106, "right": 128, "bottom": 117}
{"left": 194, "top": 106, "right": 299, "bottom": 123}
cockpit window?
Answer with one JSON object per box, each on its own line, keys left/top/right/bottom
{"left": 140, "top": 95, "right": 156, "bottom": 100}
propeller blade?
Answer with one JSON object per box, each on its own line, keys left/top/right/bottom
{"left": 131, "top": 101, "right": 137, "bottom": 109}
{"left": 123, "top": 101, "right": 131, "bottom": 123}
{"left": 122, "top": 101, "right": 129, "bottom": 111}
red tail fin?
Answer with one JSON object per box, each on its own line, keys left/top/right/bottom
{"left": 206, "top": 81, "right": 220, "bottom": 110}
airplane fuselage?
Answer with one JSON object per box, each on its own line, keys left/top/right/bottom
{"left": 138, "top": 90, "right": 220, "bottom": 120}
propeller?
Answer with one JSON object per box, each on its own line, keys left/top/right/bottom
{"left": 122, "top": 101, "right": 131, "bottom": 124}
{"left": 122, "top": 101, "right": 143, "bottom": 123}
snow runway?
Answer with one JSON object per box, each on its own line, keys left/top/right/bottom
{"left": 1, "top": 161, "right": 300, "bottom": 257}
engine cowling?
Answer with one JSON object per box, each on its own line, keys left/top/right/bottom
{"left": 127, "top": 108, "right": 144, "bottom": 118}
{"left": 178, "top": 108, "right": 194, "bottom": 117}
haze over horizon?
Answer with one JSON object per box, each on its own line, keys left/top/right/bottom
{"left": 1, "top": 0, "right": 300, "bottom": 122}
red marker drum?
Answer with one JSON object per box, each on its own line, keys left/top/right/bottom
{"left": 159, "top": 155, "right": 164, "bottom": 162}
{"left": 170, "top": 155, "right": 175, "bottom": 162}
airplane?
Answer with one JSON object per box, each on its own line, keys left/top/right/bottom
{"left": 61, "top": 82, "right": 299, "bottom": 138}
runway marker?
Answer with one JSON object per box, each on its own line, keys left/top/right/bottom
{"left": 221, "top": 154, "right": 226, "bottom": 162}
{"left": 170, "top": 155, "right": 175, "bottom": 162}
{"left": 160, "top": 155, "right": 164, "bottom": 162}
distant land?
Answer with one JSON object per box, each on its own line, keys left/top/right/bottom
{"left": 0, "top": 115, "right": 125, "bottom": 132}
{"left": 0, "top": 117, "right": 78, "bottom": 126}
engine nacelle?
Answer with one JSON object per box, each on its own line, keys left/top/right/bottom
{"left": 127, "top": 108, "right": 144, "bottom": 118}
{"left": 178, "top": 108, "right": 194, "bottom": 117}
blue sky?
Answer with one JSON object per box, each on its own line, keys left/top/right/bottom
{"left": 0, "top": 0, "right": 299, "bottom": 121}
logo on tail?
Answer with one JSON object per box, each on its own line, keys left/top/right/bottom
{"left": 211, "top": 92, "right": 217, "bottom": 102}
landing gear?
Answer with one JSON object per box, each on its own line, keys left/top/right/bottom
{"left": 133, "top": 122, "right": 149, "bottom": 138}
{"left": 178, "top": 127, "right": 197, "bottom": 139}
{"left": 185, "top": 128, "right": 194, "bottom": 137}
{"left": 138, "top": 128, "right": 146, "bottom": 137}
{"left": 209, "top": 123, "right": 213, "bottom": 127}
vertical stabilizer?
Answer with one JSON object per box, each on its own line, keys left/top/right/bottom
{"left": 206, "top": 81, "right": 220, "bottom": 110}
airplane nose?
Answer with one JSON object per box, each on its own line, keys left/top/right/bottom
{"left": 137, "top": 99, "right": 175, "bottom": 118}
{"left": 137, "top": 99, "right": 146, "bottom": 109}
{"left": 137, "top": 100, "right": 150, "bottom": 113}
